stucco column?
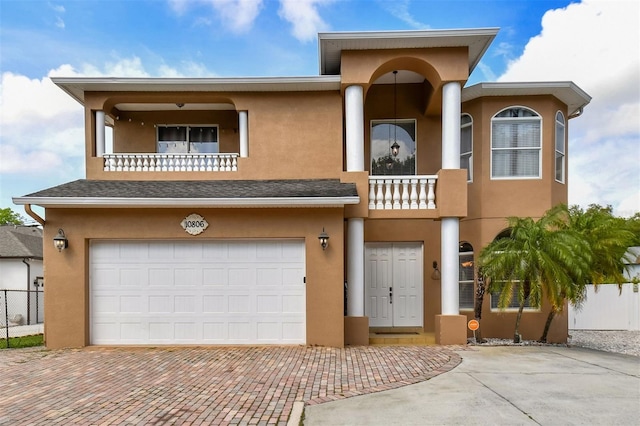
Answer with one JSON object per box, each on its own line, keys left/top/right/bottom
{"left": 440, "top": 81, "right": 461, "bottom": 315}
{"left": 347, "top": 218, "right": 364, "bottom": 316}
{"left": 436, "top": 81, "right": 466, "bottom": 344}
{"left": 239, "top": 111, "right": 248, "bottom": 158}
{"left": 345, "top": 85, "right": 364, "bottom": 172}
{"left": 95, "top": 110, "right": 105, "bottom": 157}
{"left": 442, "top": 82, "right": 461, "bottom": 169}
{"left": 441, "top": 218, "right": 459, "bottom": 314}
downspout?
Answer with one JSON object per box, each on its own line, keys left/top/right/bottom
{"left": 22, "top": 258, "right": 31, "bottom": 324}
{"left": 24, "top": 204, "right": 45, "bottom": 226}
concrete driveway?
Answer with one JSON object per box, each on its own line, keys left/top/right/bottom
{"left": 304, "top": 346, "right": 640, "bottom": 425}
{"left": 0, "top": 345, "right": 460, "bottom": 425}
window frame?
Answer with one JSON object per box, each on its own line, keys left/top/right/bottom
{"left": 370, "top": 118, "right": 417, "bottom": 176}
{"left": 459, "top": 242, "right": 474, "bottom": 311}
{"left": 488, "top": 228, "right": 539, "bottom": 312}
{"left": 555, "top": 111, "right": 566, "bottom": 183}
{"left": 157, "top": 124, "right": 220, "bottom": 154}
{"left": 490, "top": 107, "right": 542, "bottom": 180}
{"left": 460, "top": 114, "right": 473, "bottom": 183}
{"left": 489, "top": 285, "right": 539, "bottom": 312}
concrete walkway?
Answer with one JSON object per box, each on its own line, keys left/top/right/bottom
{"left": 303, "top": 346, "right": 640, "bottom": 425}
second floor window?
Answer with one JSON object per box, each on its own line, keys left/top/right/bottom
{"left": 157, "top": 125, "right": 219, "bottom": 154}
{"left": 555, "top": 111, "right": 566, "bottom": 183}
{"left": 370, "top": 119, "right": 416, "bottom": 175}
{"left": 460, "top": 114, "right": 473, "bottom": 182}
{"left": 491, "top": 107, "right": 541, "bottom": 179}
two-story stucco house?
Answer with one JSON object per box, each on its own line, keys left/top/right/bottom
{"left": 13, "top": 28, "right": 591, "bottom": 349}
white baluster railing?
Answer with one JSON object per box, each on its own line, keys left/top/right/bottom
{"left": 368, "top": 175, "right": 438, "bottom": 210}
{"left": 103, "top": 153, "right": 239, "bottom": 172}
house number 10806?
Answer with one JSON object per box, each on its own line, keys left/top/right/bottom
{"left": 181, "top": 213, "right": 209, "bottom": 235}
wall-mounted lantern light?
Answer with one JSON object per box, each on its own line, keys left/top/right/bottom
{"left": 431, "top": 260, "right": 441, "bottom": 280}
{"left": 318, "top": 228, "right": 329, "bottom": 251}
{"left": 53, "top": 228, "right": 68, "bottom": 252}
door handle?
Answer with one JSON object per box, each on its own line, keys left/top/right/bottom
{"left": 389, "top": 286, "right": 393, "bottom": 304}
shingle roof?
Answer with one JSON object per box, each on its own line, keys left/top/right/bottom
{"left": 0, "top": 226, "right": 43, "bottom": 259}
{"left": 13, "top": 179, "right": 360, "bottom": 208}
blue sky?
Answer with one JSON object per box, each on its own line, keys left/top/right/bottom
{"left": 1, "top": 0, "right": 639, "bottom": 221}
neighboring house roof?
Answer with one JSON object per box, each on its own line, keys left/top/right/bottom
{"left": 0, "top": 225, "right": 43, "bottom": 259}
{"left": 318, "top": 28, "right": 499, "bottom": 76}
{"left": 462, "top": 81, "right": 592, "bottom": 117}
{"left": 13, "top": 179, "right": 360, "bottom": 208}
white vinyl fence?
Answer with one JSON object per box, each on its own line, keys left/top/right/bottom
{"left": 569, "top": 283, "right": 640, "bottom": 331}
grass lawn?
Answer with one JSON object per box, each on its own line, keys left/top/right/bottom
{"left": 0, "top": 334, "right": 44, "bottom": 349}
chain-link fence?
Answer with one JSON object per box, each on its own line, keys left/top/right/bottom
{"left": 1, "top": 289, "right": 44, "bottom": 346}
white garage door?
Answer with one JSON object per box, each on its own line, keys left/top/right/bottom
{"left": 90, "top": 240, "right": 306, "bottom": 345}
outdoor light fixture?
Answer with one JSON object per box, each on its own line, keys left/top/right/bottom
{"left": 318, "top": 228, "right": 329, "bottom": 251}
{"left": 391, "top": 141, "right": 400, "bottom": 157}
{"left": 431, "top": 261, "right": 441, "bottom": 280}
{"left": 53, "top": 228, "right": 68, "bottom": 252}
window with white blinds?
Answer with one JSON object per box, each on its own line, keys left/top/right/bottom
{"left": 491, "top": 107, "right": 541, "bottom": 179}
{"left": 555, "top": 111, "right": 566, "bottom": 183}
{"left": 460, "top": 114, "right": 473, "bottom": 182}
{"left": 459, "top": 242, "right": 474, "bottom": 310}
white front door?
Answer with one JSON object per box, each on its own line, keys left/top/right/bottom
{"left": 365, "top": 243, "right": 423, "bottom": 327}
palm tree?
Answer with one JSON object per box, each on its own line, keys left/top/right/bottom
{"left": 538, "top": 205, "right": 636, "bottom": 342}
{"left": 479, "top": 206, "right": 591, "bottom": 343}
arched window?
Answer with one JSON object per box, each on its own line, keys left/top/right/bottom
{"left": 460, "top": 114, "right": 473, "bottom": 182}
{"left": 370, "top": 120, "right": 416, "bottom": 175}
{"left": 459, "top": 242, "right": 474, "bottom": 310}
{"left": 555, "top": 111, "right": 566, "bottom": 183}
{"left": 491, "top": 107, "right": 541, "bottom": 179}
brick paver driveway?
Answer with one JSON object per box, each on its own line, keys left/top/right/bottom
{"left": 0, "top": 345, "right": 461, "bottom": 425}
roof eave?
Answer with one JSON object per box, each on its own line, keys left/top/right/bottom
{"left": 12, "top": 196, "right": 361, "bottom": 208}
{"left": 462, "top": 81, "right": 592, "bottom": 116}
{"left": 51, "top": 76, "right": 343, "bottom": 106}
{"left": 318, "top": 28, "right": 499, "bottom": 75}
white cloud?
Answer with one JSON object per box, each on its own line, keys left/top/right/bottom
{"left": 0, "top": 69, "right": 85, "bottom": 175}
{"left": 48, "top": 3, "right": 65, "bottom": 13}
{"left": 278, "top": 0, "right": 334, "bottom": 42}
{"left": 498, "top": 0, "right": 640, "bottom": 216}
{"left": 379, "top": 0, "right": 428, "bottom": 29}
{"left": 169, "top": 0, "right": 263, "bottom": 33}
{"left": 0, "top": 57, "right": 212, "bottom": 179}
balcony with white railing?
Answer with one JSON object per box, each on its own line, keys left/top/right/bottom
{"left": 103, "top": 153, "right": 239, "bottom": 172}
{"left": 368, "top": 175, "right": 437, "bottom": 210}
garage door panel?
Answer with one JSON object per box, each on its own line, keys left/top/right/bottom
{"left": 91, "top": 239, "right": 305, "bottom": 345}
{"left": 203, "top": 268, "right": 226, "bottom": 286}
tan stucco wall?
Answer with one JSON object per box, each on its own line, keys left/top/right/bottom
{"left": 340, "top": 47, "right": 469, "bottom": 93}
{"left": 85, "top": 91, "right": 344, "bottom": 181}
{"left": 42, "top": 207, "right": 346, "bottom": 349}
{"left": 462, "top": 96, "right": 569, "bottom": 221}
